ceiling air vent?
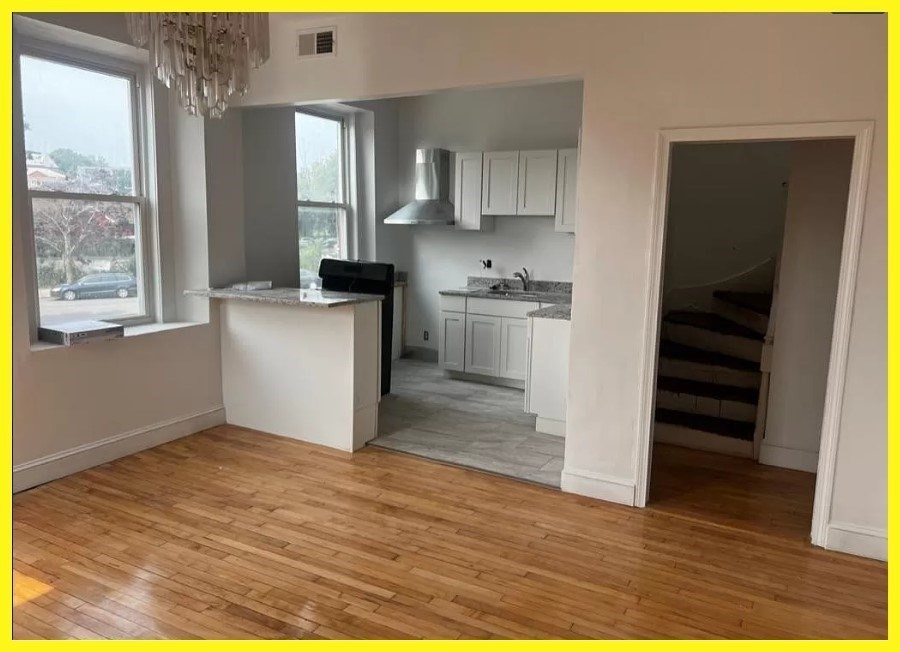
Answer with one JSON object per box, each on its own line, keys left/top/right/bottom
{"left": 298, "top": 27, "right": 336, "bottom": 58}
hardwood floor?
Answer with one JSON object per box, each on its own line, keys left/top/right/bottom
{"left": 649, "top": 443, "right": 817, "bottom": 541}
{"left": 13, "top": 426, "right": 886, "bottom": 639}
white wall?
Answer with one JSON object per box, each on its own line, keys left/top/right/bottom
{"left": 761, "top": 139, "right": 854, "bottom": 472}
{"left": 205, "top": 110, "right": 247, "bottom": 288}
{"left": 238, "top": 12, "right": 886, "bottom": 553}
{"left": 12, "top": 15, "right": 225, "bottom": 484}
{"left": 392, "top": 82, "right": 582, "bottom": 349}
{"left": 350, "top": 99, "right": 411, "bottom": 272}
{"left": 663, "top": 141, "right": 790, "bottom": 309}
{"left": 241, "top": 107, "right": 301, "bottom": 287}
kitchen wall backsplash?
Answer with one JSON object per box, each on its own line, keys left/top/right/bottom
{"left": 466, "top": 276, "right": 573, "bottom": 294}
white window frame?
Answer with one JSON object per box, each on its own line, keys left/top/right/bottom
{"left": 295, "top": 108, "right": 355, "bottom": 264}
{"left": 15, "top": 35, "right": 157, "bottom": 330}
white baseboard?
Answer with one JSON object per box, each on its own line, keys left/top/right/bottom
{"left": 352, "top": 404, "right": 379, "bottom": 451}
{"left": 654, "top": 423, "right": 753, "bottom": 457}
{"left": 13, "top": 407, "right": 226, "bottom": 493}
{"left": 825, "top": 522, "right": 887, "bottom": 561}
{"left": 758, "top": 442, "right": 819, "bottom": 473}
{"left": 535, "top": 416, "right": 565, "bottom": 437}
{"left": 561, "top": 466, "right": 634, "bottom": 506}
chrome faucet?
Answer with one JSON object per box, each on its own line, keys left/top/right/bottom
{"left": 513, "top": 267, "right": 530, "bottom": 291}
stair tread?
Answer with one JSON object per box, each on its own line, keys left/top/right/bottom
{"left": 665, "top": 310, "right": 765, "bottom": 341}
{"left": 657, "top": 375, "right": 759, "bottom": 404}
{"left": 655, "top": 408, "right": 755, "bottom": 441}
{"left": 659, "top": 339, "right": 760, "bottom": 372}
{"left": 713, "top": 290, "right": 773, "bottom": 316}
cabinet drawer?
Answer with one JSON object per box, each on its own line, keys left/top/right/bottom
{"left": 467, "top": 297, "right": 539, "bottom": 319}
{"left": 440, "top": 295, "right": 467, "bottom": 313}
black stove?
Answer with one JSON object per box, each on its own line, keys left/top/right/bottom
{"left": 317, "top": 259, "right": 394, "bottom": 395}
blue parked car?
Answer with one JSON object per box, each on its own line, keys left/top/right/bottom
{"left": 50, "top": 273, "right": 137, "bottom": 301}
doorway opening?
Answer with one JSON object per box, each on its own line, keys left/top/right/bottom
{"left": 637, "top": 122, "right": 873, "bottom": 546}
{"left": 359, "top": 79, "right": 584, "bottom": 489}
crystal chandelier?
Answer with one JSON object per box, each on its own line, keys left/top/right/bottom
{"left": 126, "top": 13, "right": 270, "bottom": 119}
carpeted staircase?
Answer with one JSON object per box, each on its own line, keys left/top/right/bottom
{"left": 654, "top": 290, "right": 772, "bottom": 457}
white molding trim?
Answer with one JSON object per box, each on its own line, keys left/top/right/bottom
{"left": 535, "top": 416, "right": 566, "bottom": 437}
{"left": 13, "top": 407, "right": 225, "bottom": 493}
{"left": 758, "top": 442, "right": 819, "bottom": 473}
{"left": 654, "top": 424, "right": 753, "bottom": 458}
{"left": 561, "top": 466, "right": 635, "bottom": 506}
{"left": 810, "top": 124, "right": 875, "bottom": 547}
{"left": 825, "top": 522, "right": 887, "bottom": 561}
{"left": 634, "top": 120, "right": 875, "bottom": 521}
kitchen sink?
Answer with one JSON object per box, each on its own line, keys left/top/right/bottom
{"left": 484, "top": 289, "right": 543, "bottom": 300}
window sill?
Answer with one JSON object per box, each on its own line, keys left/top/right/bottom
{"left": 30, "top": 321, "right": 206, "bottom": 353}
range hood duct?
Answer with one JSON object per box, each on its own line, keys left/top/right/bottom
{"left": 384, "top": 148, "right": 455, "bottom": 225}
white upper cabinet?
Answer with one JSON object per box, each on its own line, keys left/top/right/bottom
{"left": 555, "top": 148, "right": 579, "bottom": 233}
{"left": 517, "top": 150, "right": 558, "bottom": 216}
{"left": 481, "top": 151, "right": 519, "bottom": 216}
{"left": 453, "top": 152, "right": 492, "bottom": 231}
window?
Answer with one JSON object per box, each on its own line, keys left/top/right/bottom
{"left": 19, "top": 50, "right": 151, "bottom": 327}
{"left": 295, "top": 110, "right": 350, "bottom": 287}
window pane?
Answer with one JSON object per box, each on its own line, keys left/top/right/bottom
{"left": 32, "top": 198, "right": 142, "bottom": 326}
{"left": 299, "top": 206, "right": 344, "bottom": 285}
{"left": 21, "top": 56, "right": 136, "bottom": 195}
{"left": 295, "top": 112, "right": 341, "bottom": 202}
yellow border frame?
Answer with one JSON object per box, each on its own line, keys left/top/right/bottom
{"left": 2, "top": 5, "right": 893, "bottom": 648}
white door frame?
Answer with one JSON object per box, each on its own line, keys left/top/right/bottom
{"left": 633, "top": 121, "right": 874, "bottom": 548}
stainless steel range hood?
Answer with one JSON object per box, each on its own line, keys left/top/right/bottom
{"left": 384, "top": 148, "right": 455, "bottom": 225}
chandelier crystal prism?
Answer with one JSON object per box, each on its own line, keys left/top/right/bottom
{"left": 126, "top": 12, "right": 270, "bottom": 119}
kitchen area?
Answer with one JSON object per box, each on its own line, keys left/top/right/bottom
{"left": 373, "top": 273, "right": 572, "bottom": 487}
{"left": 192, "top": 79, "right": 582, "bottom": 488}
{"left": 366, "top": 80, "right": 581, "bottom": 487}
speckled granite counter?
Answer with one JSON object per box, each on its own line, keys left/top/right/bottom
{"left": 438, "top": 288, "right": 572, "bottom": 305}
{"left": 186, "top": 287, "right": 383, "bottom": 308}
{"left": 527, "top": 304, "right": 571, "bottom": 320}
{"left": 440, "top": 276, "right": 572, "bottom": 307}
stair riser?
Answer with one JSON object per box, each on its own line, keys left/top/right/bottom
{"left": 657, "top": 357, "right": 760, "bottom": 389}
{"left": 712, "top": 298, "right": 769, "bottom": 335}
{"left": 662, "top": 323, "right": 762, "bottom": 363}
{"left": 656, "top": 390, "right": 757, "bottom": 423}
{"left": 653, "top": 422, "right": 754, "bottom": 458}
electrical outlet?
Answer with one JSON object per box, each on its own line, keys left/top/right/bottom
{"left": 423, "top": 330, "right": 429, "bottom": 341}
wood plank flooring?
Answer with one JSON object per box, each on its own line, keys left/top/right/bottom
{"left": 649, "top": 443, "right": 817, "bottom": 541}
{"left": 12, "top": 426, "right": 887, "bottom": 639}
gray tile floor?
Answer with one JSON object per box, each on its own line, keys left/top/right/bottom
{"left": 370, "top": 359, "right": 565, "bottom": 487}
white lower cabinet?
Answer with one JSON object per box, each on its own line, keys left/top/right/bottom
{"left": 438, "top": 311, "right": 466, "bottom": 371}
{"left": 440, "top": 294, "right": 539, "bottom": 382}
{"left": 526, "top": 316, "right": 571, "bottom": 436}
{"left": 465, "top": 314, "right": 502, "bottom": 376}
{"left": 499, "top": 317, "right": 529, "bottom": 380}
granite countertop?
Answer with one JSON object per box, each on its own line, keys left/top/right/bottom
{"left": 439, "top": 287, "right": 573, "bottom": 305}
{"left": 441, "top": 276, "right": 573, "bottom": 320}
{"left": 527, "top": 304, "right": 571, "bottom": 321}
{"left": 186, "top": 287, "right": 383, "bottom": 308}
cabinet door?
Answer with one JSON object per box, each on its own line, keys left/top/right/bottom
{"left": 481, "top": 151, "right": 519, "bottom": 216}
{"left": 517, "top": 150, "right": 558, "bottom": 216}
{"left": 439, "top": 311, "right": 466, "bottom": 371}
{"left": 555, "top": 148, "right": 578, "bottom": 233}
{"left": 465, "top": 314, "right": 501, "bottom": 376}
{"left": 454, "top": 152, "right": 486, "bottom": 231}
{"left": 499, "top": 317, "right": 529, "bottom": 380}
{"left": 528, "top": 318, "right": 571, "bottom": 421}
